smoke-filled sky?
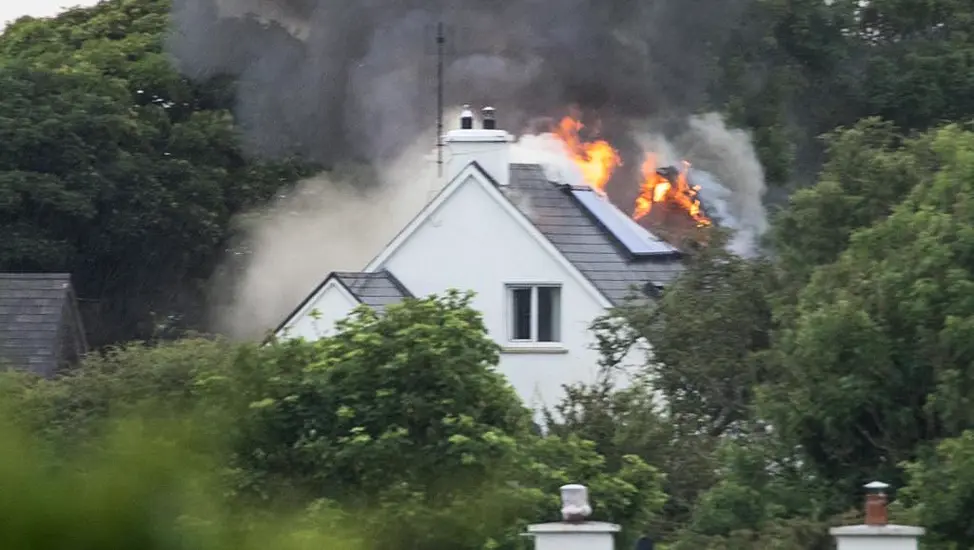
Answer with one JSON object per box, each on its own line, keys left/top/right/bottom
{"left": 167, "top": 0, "right": 750, "bottom": 165}
{"left": 175, "top": 0, "right": 771, "bottom": 337}
{"left": 0, "top": 0, "right": 99, "bottom": 29}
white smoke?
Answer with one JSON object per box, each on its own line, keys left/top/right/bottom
{"left": 209, "top": 135, "right": 444, "bottom": 340}
{"left": 678, "top": 112, "right": 769, "bottom": 256}
{"left": 510, "top": 133, "right": 588, "bottom": 187}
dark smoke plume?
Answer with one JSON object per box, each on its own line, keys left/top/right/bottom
{"left": 173, "top": 1, "right": 770, "bottom": 337}
{"left": 167, "top": 0, "right": 750, "bottom": 164}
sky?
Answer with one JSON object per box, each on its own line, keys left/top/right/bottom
{"left": 0, "top": 0, "right": 100, "bottom": 29}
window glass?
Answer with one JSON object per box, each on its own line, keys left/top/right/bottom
{"left": 511, "top": 287, "right": 532, "bottom": 340}
{"left": 537, "top": 286, "right": 561, "bottom": 342}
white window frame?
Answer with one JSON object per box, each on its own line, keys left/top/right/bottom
{"left": 506, "top": 283, "right": 562, "bottom": 343}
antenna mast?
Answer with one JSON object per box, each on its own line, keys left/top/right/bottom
{"left": 436, "top": 21, "right": 445, "bottom": 179}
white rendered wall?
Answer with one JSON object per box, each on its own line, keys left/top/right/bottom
{"left": 378, "top": 173, "right": 634, "bottom": 410}
{"left": 836, "top": 537, "right": 917, "bottom": 550}
{"left": 283, "top": 279, "right": 359, "bottom": 340}
{"left": 832, "top": 525, "right": 922, "bottom": 550}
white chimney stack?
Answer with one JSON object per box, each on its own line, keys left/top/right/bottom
{"left": 526, "top": 484, "right": 619, "bottom": 550}
{"left": 443, "top": 103, "right": 512, "bottom": 186}
{"left": 830, "top": 481, "right": 924, "bottom": 550}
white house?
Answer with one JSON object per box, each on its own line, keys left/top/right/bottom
{"left": 274, "top": 106, "right": 684, "bottom": 411}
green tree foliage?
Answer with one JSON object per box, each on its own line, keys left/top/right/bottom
{"left": 712, "top": 0, "right": 974, "bottom": 186}
{"left": 764, "top": 125, "right": 974, "bottom": 502}
{"left": 6, "top": 0, "right": 974, "bottom": 547}
{"left": 899, "top": 431, "right": 974, "bottom": 549}
{"left": 636, "top": 231, "right": 774, "bottom": 438}
{"left": 0, "top": 416, "right": 363, "bottom": 550}
{"left": 0, "top": 291, "right": 667, "bottom": 550}
{"left": 770, "top": 118, "right": 936, "bottom": 292}
{"left": 542, "top": 123, "right": 974, "bottom": 547}
{"left": 541, "top": 234, "right": 775, "bottom": 540}
{"left": 0, "top": 0, "right": 315, "bottom": 346}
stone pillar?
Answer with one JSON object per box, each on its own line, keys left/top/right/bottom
{"left": 527, "top": 484, "right": 620, "bottom": 550}
{"left": 830, "top": 481, "right": 924, "bottom": 550}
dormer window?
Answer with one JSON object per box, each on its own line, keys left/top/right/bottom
{"left": 507, "top": 284, "right": 561, "bottom": 343}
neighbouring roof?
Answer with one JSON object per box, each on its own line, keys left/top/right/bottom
{"left": 332, "top": 271, "right": 413, "bottom": 310}
{"left": 0, "top": 273, "right": 87, "bottom": 376}
{"left": 274, "top": 269, "right": 412, "bottom": 335}
{"left": 502, "top": 164, "right": 685, "bottom": 305}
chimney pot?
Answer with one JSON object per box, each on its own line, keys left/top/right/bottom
{"left": 864, "top": 481, "right": 890, "bottom": 527}
{"left": 460, "top": 103, "right": 474, "bottom": 130}
{"left": 560, "top": 484, "right": 592, "bottom": 522}
{"left": 443, "top": 103, "right": 512, "bottom": 186}
{"left": 482, "top": 106, "right": 497, "bottom": 129}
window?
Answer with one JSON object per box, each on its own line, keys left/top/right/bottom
{"left": 508, "top": 285, "right": 561, "bottom": 343}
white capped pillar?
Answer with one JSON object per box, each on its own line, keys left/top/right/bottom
{"left": 830, "top": 481, "right": 924, "bottom": 550}
{"left": 527, "top": 484, "right": 620, "bottom": 550}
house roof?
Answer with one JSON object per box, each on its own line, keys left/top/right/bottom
{"left": 502, "top": 164, "right": 685, "bottom": 305}
{"left": 277, "top": 161, "right": 686, "bottom": 335}
{"left": 0, "top": 273, "right": 87, "bottom": 376}
{"left": 332, "top": 271, "right": 413, "bottom": 310}
{"left": 273, "top": 269, "right": 412, "bottom": 336}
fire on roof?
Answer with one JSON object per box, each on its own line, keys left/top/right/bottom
{"left": 550, "top": 114, "right": 713, "bottom": 248}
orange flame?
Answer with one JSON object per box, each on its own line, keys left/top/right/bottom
{"left": 552, "top": 114, "right": 712, "bottom": 229}
{"left": 553, "top": 116, "right": 621, "bottom": 192}
{"left": 634, "top": 155, "right": 711, "bottom": 227}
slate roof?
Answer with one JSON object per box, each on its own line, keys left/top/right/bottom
{"left": 501, "top": 163, "right": 685, "bottom": 305}
{"left": 0, "top": 273, "right": 87, "bottom": 377}
{"left": 277, "top": 162, "right": 685, "bottom": 334}
{"left": 332, "top": 271, "right": 413, "bottom": 310}
{"left": 274, "top": 269, "right": 412, "bottom": 336}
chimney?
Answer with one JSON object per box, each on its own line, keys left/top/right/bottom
{"left": 460, "top": 104, "right": 474, "bottom": 130}
{"left": 526, "top": 484, "right": 620, "bottom": 550}
{"left": 830, "top": 481, "right": 924, "bottom": 550}
{"left": 864, "top": 480, "right": 888, "bottom": 526}
{"left": 482, "top": 106, "right": 497, "bottom": 129}
{"left": 443, "top": 103, "right": 512, "bottom": 186}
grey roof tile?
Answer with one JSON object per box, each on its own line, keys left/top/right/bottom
{"left": 0, "top": 273, "right": 78, "bottom": 376}
{"left": 333, "top": 270, "right": 413, "bottom": 310}
{"left": 502, "top": 164, "right": 685, "bottom": 305}
{"left": 273, "top": 270, "right": 414, "bottom": 337}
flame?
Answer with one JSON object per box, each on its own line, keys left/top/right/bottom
{"left": 551, "top": 114, "right": 712, "bottom": 229}
{"left": 553, "top": 116, "right": 621, "bottom": 192}
{"left": 634, "top": 155, "right": 711, "bottom": 227}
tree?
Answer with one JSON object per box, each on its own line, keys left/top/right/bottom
{"left": 206, "top": 291, "right": 667, "bottom": 549}
{"left": 855, "top": 0, "right": 974, "bottom": 131}
{"left": 0, "top": 291, "right": 668, "bottom": 550}
{"left": 710, "top": 0, "right": 974, "bottom": 189}
{"left": 596, "top": 231, "right": 774, "bottom": 439}
{"left": 899, "top": 431, "right": 974, "bottom": 549}
{"left": 0, "top": 0, "right": 315, "bottom": 346}
{"left": 544, "top": 374, "right": 695, "bottom": 539}
{"left": 770, "top": 118, "right": 935, "bottom": 294}
{"left": 541, "top": 231, "right": 776, "bottom": 539}
{"left": 0, "top": 414, "right": 363, "bottom": 550}
{"left": 763, "top": 124, "right": 974, "bottom": 505}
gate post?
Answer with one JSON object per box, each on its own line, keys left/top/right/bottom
{"left": 525, "top": 484, "right": 620, "bottom": 550}
{"left": 829, "top": 481, "right": 924, "bottom": 550}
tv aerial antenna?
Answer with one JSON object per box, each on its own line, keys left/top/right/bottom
{"left": 426, "top": 20, "right": 460, "bottom": 182}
